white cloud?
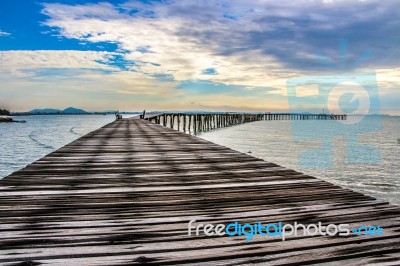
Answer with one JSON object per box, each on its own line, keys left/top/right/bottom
{"left": 41, "top": 1, "right": 301, "bottom": 92}
{"left": 0, "top": 50, "right": 115, "bottom": 70}
{"left": 0, "top": 50, "right": 121, "bottom": 80}
{"left": 0, "top": 30, "right": 10, "bottom": 37}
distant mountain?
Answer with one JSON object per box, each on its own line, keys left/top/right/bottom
{"left": 62, "top": 107, "right": 88, "bottom": 114}
{"left": 29, "top": 107, "right": 88, "bottom": 114}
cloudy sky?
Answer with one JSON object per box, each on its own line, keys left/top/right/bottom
{"left": 0, "top": 0, "right": 399, "bottom": 114}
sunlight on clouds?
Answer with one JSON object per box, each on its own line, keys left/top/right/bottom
{"left": 1, "top": 0, "right": 399, "bottom": 113}
{"left": 0, "top": 50, "right": 180, "bottom": 111}
{"left": 36, "top": 1, "right": 399, "bottom": 113}
{"left": 41, "top": 1, "right": 294, "bottom": 91}
{"left": 376, "top": 68, "right": 400, "bottom": 94}
{"left": 0, "top": 50, "right": 117, "bottom": 72}
{"left": 0, "top": 68, "right": 180, "bottom": 111}
{"left": 177, "top": 93, "right": 289, "bottom": 112}
{"left": 295, "top": 84, "right": 320, "bottom": 97}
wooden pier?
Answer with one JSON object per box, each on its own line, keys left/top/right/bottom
{"left": 0, "top": 118, "right": 399, "bottom": 265}
{"left": 144, "top": 112, "right": 347, "bottom": 133}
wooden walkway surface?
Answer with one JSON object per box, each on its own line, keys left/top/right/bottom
{"left": 1, "top": 118, "right": 400, "bottom": 265}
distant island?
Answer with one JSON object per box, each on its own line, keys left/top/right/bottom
{"left": 0, "top": 109, "right": 11, "bottom": 116}
{"left": 0, "top": 108, "right": 26, "bottom": 123}
{"left": 14, "top": 107, "right": 110, "bottom": 116}
{"left": 28, "top": 107, "right": 89, "bottom": 115}
{"left": 11, "top": 107, "right": 142, "bottom": 116}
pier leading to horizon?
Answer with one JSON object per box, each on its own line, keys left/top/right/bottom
{"left": 0, "top": 118, "right": 399, "bottom": 265}
{"left": 143, "top": 112, "right": 347, "bottom": 134}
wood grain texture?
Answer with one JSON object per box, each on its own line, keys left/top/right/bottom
{"left": 0, "top": 118, "right": 399, "bottom": 265}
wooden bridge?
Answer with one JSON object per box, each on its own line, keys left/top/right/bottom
{"left": 142, "top": 112, "right": 347, "bottom": 134}
{"left": 0, "top": 118, "right": 399, "bottom": 265}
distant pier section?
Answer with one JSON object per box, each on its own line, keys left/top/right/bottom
{"left": 142, "top": 112, "right": 347, "bottom": 134}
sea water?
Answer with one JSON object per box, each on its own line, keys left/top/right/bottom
{"left": 0, "top": 115, "right": 114, "bottom": 178}
{"left": 200, "top": 116, "right": 400, "bottom": 205}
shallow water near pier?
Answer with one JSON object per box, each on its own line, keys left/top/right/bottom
{"left": 0, "top": 115, "right": 399, "bottom": 205}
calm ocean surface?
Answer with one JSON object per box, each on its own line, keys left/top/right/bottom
{"left": 0, "top": 115, "right": 115, "bottom": 179}
{"left": 1, "top": 115, "right": 399, "bottom": 205}
{"left": 200, "top": 116, "right": 400, "bottom": 205}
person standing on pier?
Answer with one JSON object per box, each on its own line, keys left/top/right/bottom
{"left": 115, "top": 110, "right": 122, "bottom": 120}
{"left": 140, "top": 110, "right": 146, "bottom": 119}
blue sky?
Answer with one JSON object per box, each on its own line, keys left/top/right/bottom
{"left": 0, "top": 0, "right": 399, "bottom": 114}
